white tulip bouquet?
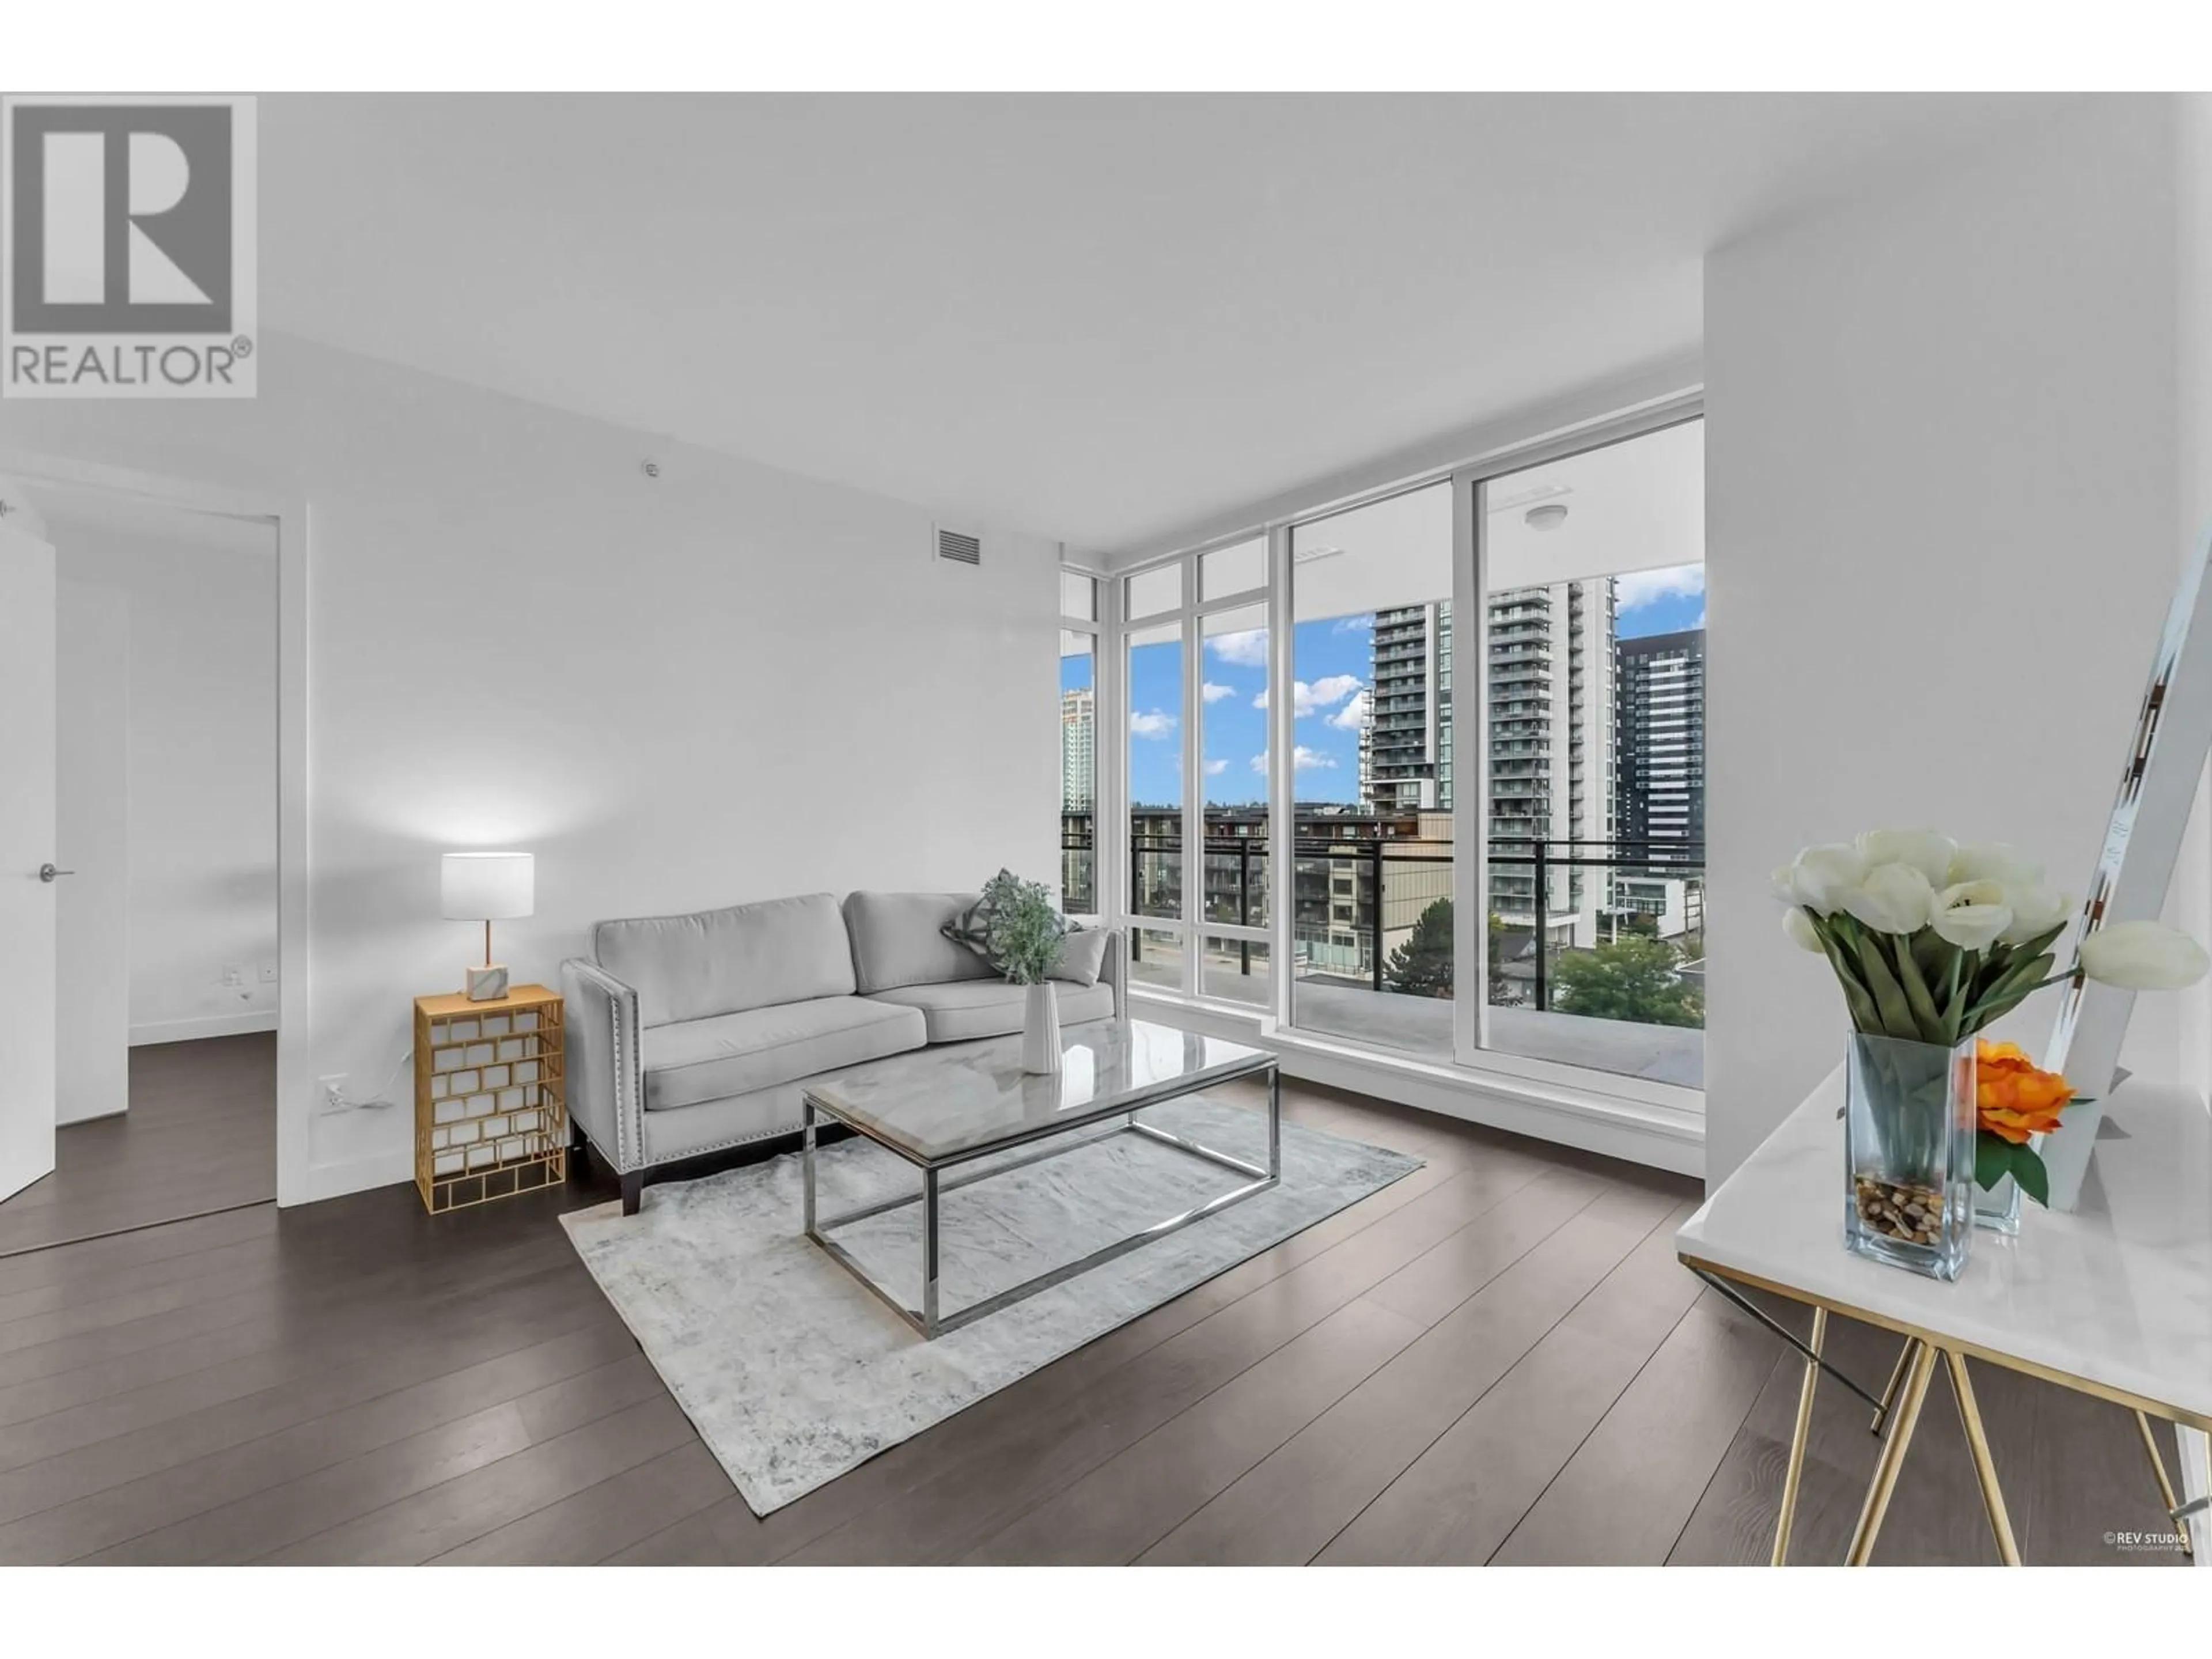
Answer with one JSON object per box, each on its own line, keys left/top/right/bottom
{"left": 1777, "top": 831, "right": 2208, "bottom": 1045}
{"left": 1780, "top": 830, "right": 2209, "bottom": 1212}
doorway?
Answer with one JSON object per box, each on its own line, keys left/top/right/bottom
{"left": 0, "top": 478, "right": 281, "bottom": 1255}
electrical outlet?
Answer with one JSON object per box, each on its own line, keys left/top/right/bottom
{"left": 222, "top": 964, "right": 244, "bottom": 987}
{"left": 257, "top": 963, "right": 278, "bottom": 984}
{"left": 319, "top": 1074, "right": 348, "bottom": 1112}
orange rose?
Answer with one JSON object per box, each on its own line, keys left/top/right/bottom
{"left": 1975, "top": 1040, "right": 2073, "bottom": 1145}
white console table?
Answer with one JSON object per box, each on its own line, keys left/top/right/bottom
{"left": 1677, "top": 1069, "right": 2211, "bottom": 1566}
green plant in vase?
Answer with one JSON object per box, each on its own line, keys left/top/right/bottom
{"left": 984, "top": 872, "right": 1066, "bottom": 985}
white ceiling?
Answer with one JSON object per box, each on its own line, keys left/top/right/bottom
{"left": 258, "top": 93, "right": 2074, "bottom": 552}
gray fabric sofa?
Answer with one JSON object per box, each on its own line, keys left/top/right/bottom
{"left": 560, "top": 891, "right": 1124, "bottom": 1213}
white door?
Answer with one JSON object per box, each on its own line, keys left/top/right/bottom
{"left": 56, "top": 579, "right": 131, "bottom": 1124}
{"left": 0, "top": 507, "right": 59, "bottom": 1203}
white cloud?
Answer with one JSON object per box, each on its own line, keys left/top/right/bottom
{"left": 1203, "top": 757, "right": 1229, "bottom": 777}
{"left": 1128, "top": 708, "right": 1176, "bottom": 738}
{"left": 1332, "top": 613, "right": 1375, "bottom": 634}
{"left": 1615, "top": 563, "right": 1706, "bottom": 611}
{"left": 1201, "top": 681, "right": 1236, "bottom": 703}
{"left": 1692, "top": 605, "right": 1706, "bottom": 628}
{"left": 1255, "top": 675, "right": 1363, "bottom": 717}
{"left": 1327, "top": 687, "right": 1371, "bottom": 731}
{"left": 1250, "top": 745, "right": 1339, "bottom": 775}
{"left": 1208, "top": 628, "right": 1269, "bottom": 666}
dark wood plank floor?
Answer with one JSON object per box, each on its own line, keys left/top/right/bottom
{"left": 0, "top": 1072, "right": 2187, "bottom": 1564}
{"left": 0, "top": 1034, "right": 276, "bottom": 1258}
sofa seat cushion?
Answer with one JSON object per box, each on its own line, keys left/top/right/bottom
{"left": 863, "top": 978, "right": 1115, "bottom": 1045}
{"left": 639, "top": 996, "right": 925, "bottom": 1113}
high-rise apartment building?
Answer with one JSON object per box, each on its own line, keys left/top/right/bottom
{"left": 1360, "top": 584, "right": 1612, "bottom": 944}
{"left": 1060, "top": 686, "right": 1095, "bottom": 810}
{"left": 1615, "top": 626, "right": 1706, "bottom": 915}
{"left": 1366, "top": 603, "right": 1450, "bottom": 810}
{"left": 1486, "top": 579, "right": 1616, "bottom": 939}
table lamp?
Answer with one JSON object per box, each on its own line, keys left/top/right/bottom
{"left": 441, "top": 851, "right": 534, "bottom": 1001}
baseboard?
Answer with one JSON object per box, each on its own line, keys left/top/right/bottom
{"left": 130, "top": 1010, "right": 279, "bottom": 1046}
{"left": 300, "top": 1146, "right": 416, "bottom": 1206}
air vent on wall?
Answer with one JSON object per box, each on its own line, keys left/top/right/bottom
{"left": 934, "top": 525, "right": 982, "bottom": 567}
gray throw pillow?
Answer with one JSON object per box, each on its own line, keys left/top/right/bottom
{"left": 944, "top": 869, "right": 1084, "bottom": 979}
{"left": 941, "top": 869, "right": 1020, "bottom": 963}
{"left": 1050, "top": 926, "right": 1111, "bottom": 988}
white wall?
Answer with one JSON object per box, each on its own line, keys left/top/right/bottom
{"left": 1704, "top": 97, "right": 2198, "bottom": 1183}
{"left": 49, "top": 505, "right": 280, "bottom": 1046}
{"left": 1, "top": 336, "right": 1061, "bottom": 1199}
{"left": 54, "top": 581, "right": 131, "bottom": 1123}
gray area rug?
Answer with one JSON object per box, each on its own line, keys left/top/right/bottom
{"left": 560, "top": 1094, "right": 1421, "bottom": 1513}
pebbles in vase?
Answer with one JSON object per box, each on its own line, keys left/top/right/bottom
{"left": 1853, "top": 1176, "right": 1947, "bottom": 1247}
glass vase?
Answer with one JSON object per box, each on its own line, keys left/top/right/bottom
{"left": 1843, "top": 1032, "right": 1976, "bottom": 1282}
{"left": 1973, "top": 1171, "right": 2022, "bottom": 1236}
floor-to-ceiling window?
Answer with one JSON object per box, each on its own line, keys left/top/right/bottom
{"left": 1078, "top": 403, "right": 1704, "bottom": 1109}
{"left": 1287, "top": 483, "right": 1456, "bottom": 1056}
{"left": 1111, "top": 537, "right": 1271, "bottom": 1003}
{"left": 1059, "top": 569, "right": 1099, "bottom": 918}
{"left": 1475, "top": 418, "right": 1705, "bottom": 1089}
{"left": 1197, "top": 541, "right": 1269, "bottom": 1006}
{"left": 1125, "top": 561, "right": 1185, "bottom": 993}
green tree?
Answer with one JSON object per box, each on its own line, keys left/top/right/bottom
{"left": 1551, "top": 934, "right": 1703, "bottom": 1028}
{"left": 1488, "top": 911, "right": 1510, "bottom": 1002}
{"left": 1384, "top": 897, "right": 1455, "bottom": 998}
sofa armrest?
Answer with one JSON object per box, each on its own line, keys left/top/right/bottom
{"left": 560, "top": 957, "right": 644, "bottom": 1174}
{"left": 1101, "top": 926, "right": 1128, "bottom": 1023}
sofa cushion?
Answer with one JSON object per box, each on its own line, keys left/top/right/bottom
{"left": 843, "top": 891, "right": 998, "bottom": 994}
{"left": 863, "top": 978, "right": 1115, "bottom": 1045}
{"left": 941, "top": 868, "right": 1070, "bottom": 976}
{"left": 596, "top": 893, "right": 854, "bottom": 1027}
{"left": 639, "top": 996, "right": 924, "bottom": 1113}
{"left": 1050, "top": 926, "right": 1112, "bottom": 988}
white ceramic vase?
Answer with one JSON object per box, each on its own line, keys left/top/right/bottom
{"left": 1021, "top": 981, "right": 1062, "bottom": 1076}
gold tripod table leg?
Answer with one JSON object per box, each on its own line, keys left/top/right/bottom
{"left": 1870, "top": 1337, "right": 1921, "bottom": 1434}
{"left": 1846, "top": 1340, "right": 1938, "bottom": 1565}
{"left": 2134, "top": 1410, "right": 2194, "bottom": 1557}
{"left": 1944, "top": 1349, "right": 2022, "bottom": 1565}
{"left": 1771, "top": 1306, "right": 1828, "bottom": 1566}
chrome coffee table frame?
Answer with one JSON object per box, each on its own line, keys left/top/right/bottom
{"left": 801, "top": 1054, "right": 1280, "bottom": 1339}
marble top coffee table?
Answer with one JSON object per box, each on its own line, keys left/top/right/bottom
{"left": 801, "top": 1018, "right": 1278, "bottom": 1338}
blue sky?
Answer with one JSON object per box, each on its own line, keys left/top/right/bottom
{"left": 1069, "top": 564, "right": 1704, "bottom": 809}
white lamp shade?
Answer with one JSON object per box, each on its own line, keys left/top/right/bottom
{"left": 441, "top": 851, "right": 535, "bottom": 921}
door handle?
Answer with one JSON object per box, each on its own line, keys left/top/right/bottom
{"left": 37, "top": 863, "right": 74, "bottom": 882}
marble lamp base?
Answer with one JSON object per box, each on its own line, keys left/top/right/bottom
{"left": 465, "top": 963, "right": 511, "bottom": 1002}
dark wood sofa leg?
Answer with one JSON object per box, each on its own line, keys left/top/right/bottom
{"left": 621, "top": 1170, "right": 644, "bottom": 1217}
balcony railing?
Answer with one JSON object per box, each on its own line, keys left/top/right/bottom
{"left": 1067, "top": 819, "right": 1706, "bottom": 1035}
